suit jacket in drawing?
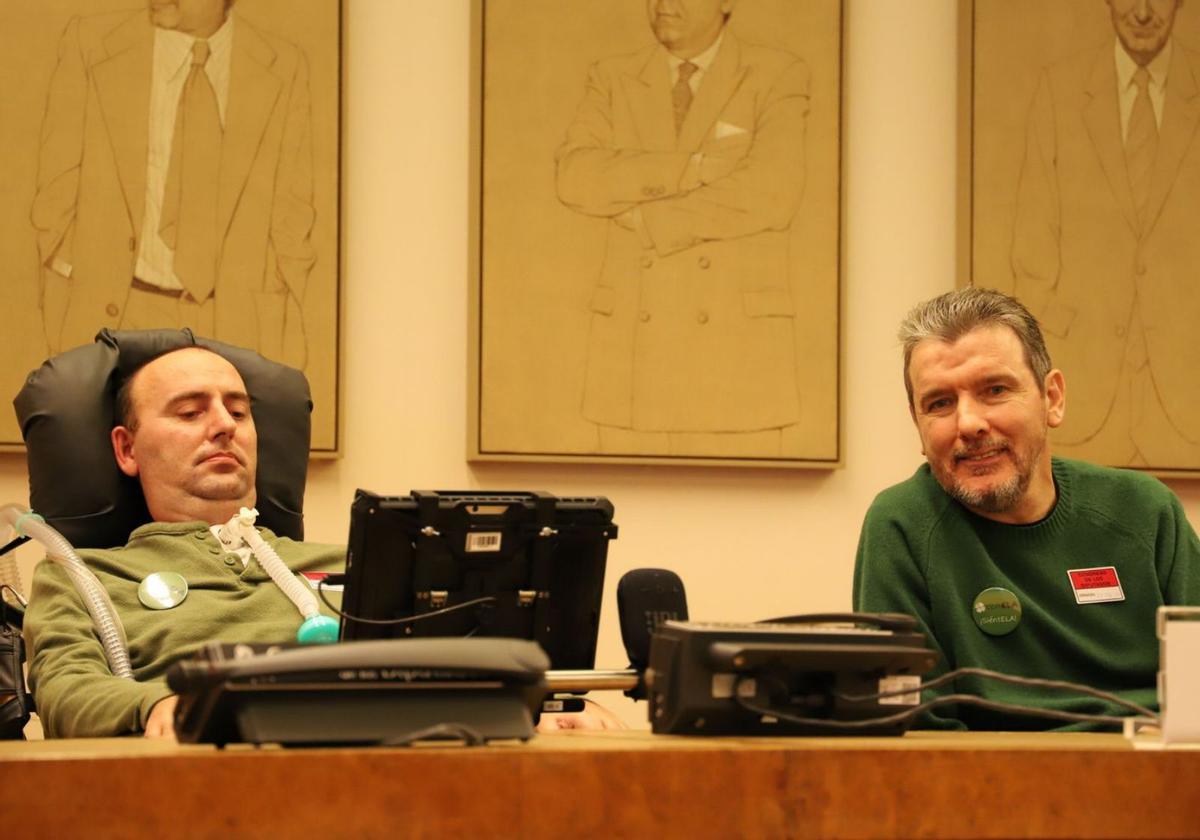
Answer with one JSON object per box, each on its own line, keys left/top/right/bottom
{"left": 556, "top": 32, "right": 809, "bottom": 433}
{"left": 1013, "top": 41, "right": 1200, "bottom": 445}
{"left": 31, "top": 10, "right": 315, "bottom": 365}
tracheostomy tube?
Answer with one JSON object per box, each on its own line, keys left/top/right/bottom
{"left": 217, "top": 507, "right": 338, "bottom": 644}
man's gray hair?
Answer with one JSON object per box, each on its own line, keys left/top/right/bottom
{"left": 898, "top": 287, "right": 1052, "bottom": 405}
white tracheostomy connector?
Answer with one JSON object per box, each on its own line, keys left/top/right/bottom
{"left": 216, "top": 508, "right": 339, "bottom": 644}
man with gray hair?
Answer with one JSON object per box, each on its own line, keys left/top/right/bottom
{"left": 854, "top": 287, "right": 1200, "bottom": 729}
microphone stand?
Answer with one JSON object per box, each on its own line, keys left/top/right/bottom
{"left": 545, "top": 669, "right": 639, "bottom": 693}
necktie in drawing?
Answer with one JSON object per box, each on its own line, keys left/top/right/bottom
{"left": 1125, "top": 66, "right": 1158, "bottom": 229}
{"left": 672, "top": 61, "right": 698, "bottom": 135}
{"left": 160, "top": 39, "right": 221, "bottom": 302}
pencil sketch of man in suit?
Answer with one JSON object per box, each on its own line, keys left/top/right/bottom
{"left": 30, "top": 0, "right": 314, "bottom": 368}
{"left": 555, "top": 0, "right": 809, "bottom": 457}
{"left": 1012, "top": 0, "right": 1200, "bottom": 466}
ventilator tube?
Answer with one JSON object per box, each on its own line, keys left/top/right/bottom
{"left": 1, "top": 504, "right": 133, "bottom": 679}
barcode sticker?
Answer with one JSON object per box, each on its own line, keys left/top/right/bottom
{"left": 465, "top": 532, "right": 503, "bottom": 553}
{"left": 877, "top": 675, "right": 921, "bottom": 706}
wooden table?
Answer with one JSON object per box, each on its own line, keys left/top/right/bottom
{"left": 2, "top": 730, "right": 1197, "bottom": 838}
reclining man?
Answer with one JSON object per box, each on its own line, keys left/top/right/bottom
{"left": 25, "top": 347, "right": 621, "bottom": 737}
{"left": 854, "top": 288, "right": 1200, "bottom": 729}
{"left": 24, "top": 346, "right": 343, "bottom": 738}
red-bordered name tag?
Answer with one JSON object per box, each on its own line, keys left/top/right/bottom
{"left": 300, "top": 571, "right": 343, "bottom": 592}
{"left": 1066, "top": 566, "right": 1125, "bottom": 604}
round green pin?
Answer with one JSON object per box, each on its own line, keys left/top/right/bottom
{"left": 972, "top": 586, "right": 1021, "bottom": 636}
{"left": 138, "top": 571, "right": 188, "bottom": 610}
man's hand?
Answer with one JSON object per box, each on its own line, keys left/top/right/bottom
{"left": 536, "top": 698, "right": 628, "bottom": 732}
{"left": 144, "top": 695, "right": 178, "bottom": 739}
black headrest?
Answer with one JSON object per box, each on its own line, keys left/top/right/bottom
{"left": 13, "top": 329, "right": 311, "bottom": 548}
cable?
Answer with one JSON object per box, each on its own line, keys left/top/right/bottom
{"left": 1, "top": 583, "right": 27, "bottom": 632}
{"left": 833, "top": 666, "right": 1160, "bottom": 721}
{"left": 1, "top": 532, "right": 29, "bottom": 609}
{"left": 1, "top": 535, "right": 32, "bottom": 557}
{"left": 756, "top": 612, "right": 918, "bottom": 632}
{"left": 316, "top": 582, "right": 497, "bottom": 627}
{"left": 734, "top": 685, "right": 1158, "bottom": 731}
{"left": 380, "top": 722, "right": 486, "bottom": 747}
{"left": 1, "top": 583, "right": 27, "bottom": 609}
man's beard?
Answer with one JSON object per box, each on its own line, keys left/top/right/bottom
{"left": 938, "top": 434, "right": 1044, "bottom": 515}
{"left": 947, "top": 462, "right": 1030, "bottom": 513}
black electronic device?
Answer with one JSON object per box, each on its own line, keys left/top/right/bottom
{"left": 617, "top": 568, "right": 688, "bottom": 700}
{"left": 1, "top": 588, "right": 32, "bottom": 740}
{"left": 339, "top": 490, "right": 617, "bottom": 670}
{"left": 646, "top": 614, "right": 939, "bottom": 736}
{"left": 167, "top": 638, "right": 548, "bottom": 746}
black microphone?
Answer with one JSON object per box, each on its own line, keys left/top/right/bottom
{"left": 617, "top": 568, "right": 688, "bottom": 700}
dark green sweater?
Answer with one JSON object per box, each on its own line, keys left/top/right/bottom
{"left": 853, "top": 458, "right": 1200, "bottom": 730}
{"left": 25, "top": 521, "right": 344, "bottom": 738}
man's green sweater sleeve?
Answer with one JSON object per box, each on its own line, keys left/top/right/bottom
{"left": 853, "top": 499, "right": 965, "bottom": 730}
{"left": 24, "top": 560, "right": 173, "bottom": 737}
{"left": 1160, "top": 492, "right": 1200, "bottom": 606}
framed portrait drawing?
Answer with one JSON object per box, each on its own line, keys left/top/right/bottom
{"left": 965, "top": 0, "right": 1200, "bottom": 474}
{"left": 469, "top": 0, "right": 843, "bottom": 468}
{"left": 0, "top": 0, "right": 342, "bottom": 453}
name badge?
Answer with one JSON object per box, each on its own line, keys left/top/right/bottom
{"left": 1066, "top": 566, "right": 1125, "bottom": 604}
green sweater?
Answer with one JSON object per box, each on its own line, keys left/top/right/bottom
{"left": 24, "top": 521, "right": 344, "bottom": 738}
{"left": 853, "top": 458, "right": 1200, "bottom": 730}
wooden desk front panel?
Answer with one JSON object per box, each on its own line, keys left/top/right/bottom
{"left": 2, "top": 732, "right": 1196, "bottom": 838}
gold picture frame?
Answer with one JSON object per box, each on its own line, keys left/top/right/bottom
{"left": 469, "top": 0, "right": 843, "bottom": 468}
{"left": 0, "top": 0, "right": 342, "bottom": 453}
{"left": 964, "top": 0, "right": 1200, "bottom": 474}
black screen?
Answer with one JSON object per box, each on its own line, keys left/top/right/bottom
{"left": 339, "top": 490, "right": 617, "bottom": 670}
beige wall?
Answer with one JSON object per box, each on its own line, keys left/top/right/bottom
{"left": 4, "top": 0, "right": 1200, "bottom": 728}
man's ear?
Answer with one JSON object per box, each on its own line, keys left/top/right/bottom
{"left": 111, "top": 426, "right": 140, "bottom": 477}
{"left": 1044, "top": 369, "right": 1066, "bottom": 428}
{"left": 908, "top": 402, "right": 926, "bottom": 455}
